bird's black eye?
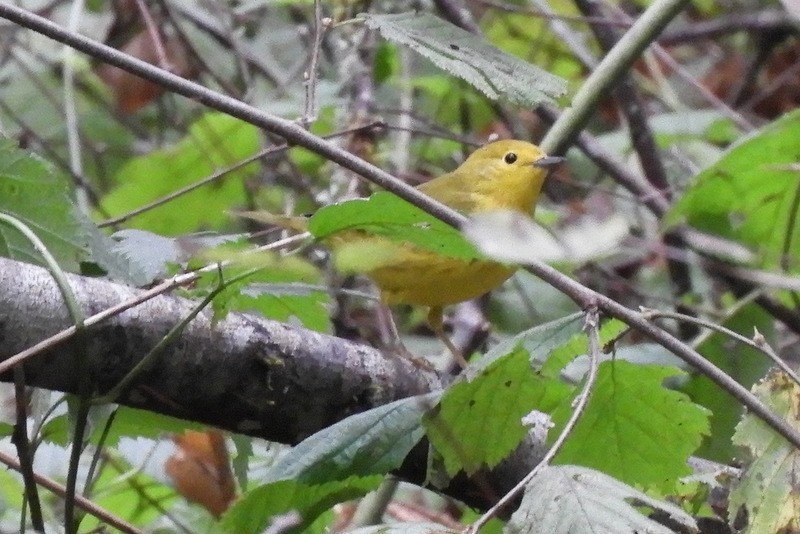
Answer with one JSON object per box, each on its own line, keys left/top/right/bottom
{"left": 504, "top": 152, "right": 517, "bottom": 164}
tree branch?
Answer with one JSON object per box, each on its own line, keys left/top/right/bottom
{"left": 0, "top": 256, "right": 440, "bottom": 444}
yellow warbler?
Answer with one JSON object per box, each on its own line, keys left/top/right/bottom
{"left": 240, "top": 139, "right": 561, "bottom": 365}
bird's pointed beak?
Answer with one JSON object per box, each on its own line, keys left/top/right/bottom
{"left": 534, "top": 156, "right": 564, "bottom": 169}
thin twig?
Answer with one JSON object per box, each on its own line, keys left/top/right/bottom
{"left": 0, "top": 3, "right": 467, "bottom": 229}
{"left": 642, "top": 308, "right": 800, "bottom": 389}
{"left": 0, "top": 449, "right": 144, "bottom": 534}
{"left": 467, "top": 307, "right": 602, "bottom": 533}
{"left": 659, "top": 9, "right": 792, "bottom": 44}
{"left": 604, "top": 3, "right": 754, "bottom": 131}
{"left": 348, "top": 477, "right": 400, "bottom": 528}
{"left": 479, "top": 0, "right": 631, "bottom": 27}
{"left": 97, "top": 121, "right": 385, "bottom": 228}
{"left": 62, "top": 0, "right": 88, "bottom": 213}
{"left": 0, "top": 232, "right": 309, "bottom": 376}
{"left": 302, "top": 0, "right": 328, "bottom": 126}
{"left": 132, "top": 0, "right": 170, "bottom": 69}
{"left": 12, "top": 368, "right": 45, "bottom": 531}
{"left": 529, "top": 0, "right": 598, "bottom": 68}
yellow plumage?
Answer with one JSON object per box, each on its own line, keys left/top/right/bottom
{"left": 238, "top": 139, "right": 560, "bottom": 365}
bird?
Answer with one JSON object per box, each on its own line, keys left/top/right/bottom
{"left": 238, "top": 139, "right": 561, "bottom": 367}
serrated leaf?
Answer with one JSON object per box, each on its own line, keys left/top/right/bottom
{"left": 362, "top": 12, "right": 567, "bottom": 107}
{"left": 78, "top": 215, "right": 151, "bottom": 285}
{"left": 552, "top": 361, "right": 710, "bottom": 493}
{"left": 221, "top": 476, "right": 381, "bottom": 533}
{"left": 507, "top": 465, "right": 697, "bottom": 534}
{"left": 481, "top": 313, "right": 584, "bottom": 370}
{"left": 423, "top": 346, "right": 571, "bottom": 477}
{"left": 0, "top": 139, "right": 85, "bottom": 269}
{"left": 666, "top": 108, "right": 800, "bottom": 271}
{"left": 101, "top": 112, "right": 258, "bottom": 235}
{"left": 308, "top": 191, "right": 482, "bottom": 261}
{"left": 540, "top": 318, "right": 628, "bottom": 378}
{"left": 262, "top": 393, "right": 439, "bottom": 485}
{"left": 729, "top": 369, "right": 800, "bottom": 533}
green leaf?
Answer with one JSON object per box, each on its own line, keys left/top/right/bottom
{"left": 0, "top": 139, "right": 85, "bottom": 269}
{"left": 540, "top": 318, "right": 628, "bottom": 378}
{"left": 101, "top": 112, "right": 259, "bottom": 235}
{"left": 202, "top": 251, "right": 331, "bottom": 332}
{"left": 221, "top": 476, "right": 381, "bottom": 534}
{"left": 221, "top": 394, "right": 431, "bottom": 533}
{"left": 484, "top": 313, "right": 583, "bottom": 370}
{"left": 552, "top": 361, "right": 710, "bottom": 493}
{"left": 729, "top": 369, "right": 800, "bottom": 534}
{"left": 308, "top": 191, "right": 482, "bottom": 261}
{"left": 666, "top": 108, "right": 800, "bottom": 271}
{"left": 82, "top": 468, "right": 178, "bottom": 531}
{"left": 262, "top": 393, "right": 439, "bottom": 485}
{"left": 374, "top": 42, "right": 400, "bottom": 83}
{"left": 231, "top": 433, "right": 254, "bottom": 493}
{"left": 108, "top": 229, "right": 243, "bottom": 286}
{"left": 423, "top": 346, "right": 571, "bottom": 477}
{"left": 507, "top": 465, "right": 697, "bottom": 534}
{"left": 361, "top": 12, "right": 567, "bottom": 107}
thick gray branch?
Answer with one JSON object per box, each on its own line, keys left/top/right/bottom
{"left": 0, "top": 257, "right": 441, "bottom": 443}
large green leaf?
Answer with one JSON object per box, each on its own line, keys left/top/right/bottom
{"left": 221, "top": 476, "right": 381, "bottom": 534}
{"left": 362, "top": 12, "right": 567, "bottom": 107}
{"left": 0, "top": 140, "right": 85, "bottom": 269}
{"left": 507, "top": 465, "right": 697, "bottom": 534}
{"left": 308, "top": 191, "right": 482, "bottom": 262}
{"left": 101, "top": 112, "right": 258, "bottom": 235}
{"left": 423, "top": 345, "right": 571, "bottom": 477}
{"left": 262, "top": 393, "right": 438, "bottom": 485}
{"left": 667, "top": 108, "right": 800, "bottom": 271}
{"left": 221, "top": 394, "right": 437, "bottom": 532}
{"left": 552, "top": 361, "right": 710, "bottom": 493}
